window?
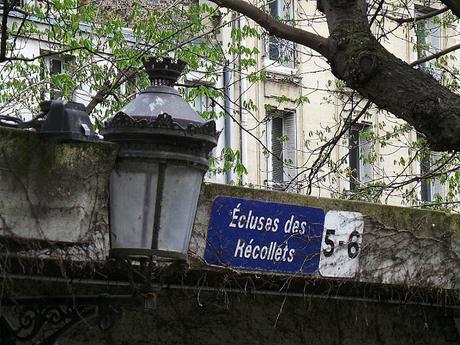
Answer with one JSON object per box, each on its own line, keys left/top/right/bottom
{"left": 419, "top": 152, "right": 445, "bottom": 203}
{"left": 184, "top": 85, "right": 215, "bottom": 119}
{"left": 189, "top": 91, "right": 213, "bottom": 116}
{"left": 265, "top": 0, "right": 295, "bottom": 68}
{"left": 266, "top": 110, "right": 297, "bottom": 191}
{"left": 348, "top": 123, "right": 373, "bottom": 191}
{"left": 415, "top": 12, "right": 445, "bottom": 203}
{"left": 41, "top": 54, "right": 74, "bottom": 100}
{"left": 418, "top": 134, "right": 445, "bottom": 202}
{"left": 416, "top": 8, "right": 442, "bottom": 80}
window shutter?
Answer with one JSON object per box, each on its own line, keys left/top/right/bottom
{"left": 359, "top": 133, "right": 374, "bottom": 184}
{"left": 269, "top": 0, "right": 280, "bottom": 17}
{"left": 418, "top": 133, "right": 432, "bottom": 202}
{"left": 427, "top": 18, "right": 442, "bottom": 81}
{"left": 271, "top": 117, "right": 283, "bottom": 184}
{"left": 283, "top": 113, "right": 296, "bottom": 183}
{"left": 416, "top": 11, "right": 442, "bottom": 80}
{"left": 430, "top": 152, "right": 445, "bottom": 201}
{"left": 349, "top": 128, "right": 360, "bottom": 191}
{"left": 426, "top": 16, "right": 441, "bottom": 53}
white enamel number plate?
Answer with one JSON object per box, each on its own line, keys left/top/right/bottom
{"left": 319, "top": 211, "right": 364, "bottom": 278}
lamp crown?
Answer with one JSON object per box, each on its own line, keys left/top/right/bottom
{"left": 142, "top": 56, "right": 186, "bottom": 86}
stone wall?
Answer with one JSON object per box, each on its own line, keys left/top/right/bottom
{"left": 61, "top": 289, "right": 459, "bottom": 345}
{"left": 192, "top": 184, "right": 460, "bottom": 291}
{"left": 0, "top": 127, "right": 117, "bottom": 248}
{"left": 0, "top": 126, "right": 459, "bottom": 344}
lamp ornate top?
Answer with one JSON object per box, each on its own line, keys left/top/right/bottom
{"left": 142, "top": 56, "right": 186, "bottom": 86}
{"left": 102, "top": 55, "right": 216, "bottom": 134}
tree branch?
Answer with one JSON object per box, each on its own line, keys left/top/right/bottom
{"left": 369, "top": 0, "right": 385, "bottom": 27}
{"left": 209, "top": 0, "right": 331, "bottom": 58}
{"left": 440, "top": 0, "right": 460, "bottom": 18}
{"left": 0, "top": 1, "right": 11, "bottom": 63}
{"left": 85, "top": 68, "right": 137, "bottom": 114}
{"left": 0, "top": 0, "right": 24, "bottom": 62}
{"left": 210, "top": 0, "right": 460, "bottom": 150}
{"left": 319, "top": 0, "right": 460, "bottom": 151}
{"left": 385, "top": 7, "right": 449, "bottom": 24}
{"left": 410, "top": 43, "right": 460, "bottom": 67}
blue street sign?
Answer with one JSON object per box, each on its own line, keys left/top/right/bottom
{"left": 204, "top": 196, "right": 325, "bottom": 274}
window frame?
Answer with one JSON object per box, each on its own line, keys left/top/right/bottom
{"left": 415, "top": 6, "right": 443, "bottom": 80}
{"left": 40, "top": 53, "right": 75, "bottom": 101}
{"left": 348, "top": 122, "right": 374, "bottom": 191}
{"left": 265, "top": 109, "right": 297, "bottom": 191}
{"left": 264, "top": 0, "right": 296, "bottom": 71}
{"left": 417, "top": 134, "right": 445, "bottom": 203}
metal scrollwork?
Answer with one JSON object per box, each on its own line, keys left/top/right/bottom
{"left": 0, "top": 297, "right": 123, "bottom": 345}
{"left": 107, "top": 111, "right": 138, "bottom": 128}
{"left": 153, "top": 113, "right": 182, "bottom": 130}
{"left": 0, "top": 304, "right": 94, "bottom": 345}
{"left": 107, "top": 111, "right": 180, "bottom": 130}
{"left": 107, "top": 111, "right": 217, "bottom": 137}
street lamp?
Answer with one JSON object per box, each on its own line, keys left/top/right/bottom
{"left": 0, "top": 57, "right": 218, "bottom": 343}
{"left": 101, "top": 57, "right": 218, "bottom": 261}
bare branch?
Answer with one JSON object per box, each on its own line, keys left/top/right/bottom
{"left": 0, "top": 0, "right": 25, "bottom": 62}
{"left": 209, "top": 0, "right": 331, "bottom": 58}
{"left": 369, "top": 0, "right": 385, "bottom": 27}
{"left": 410, "top": 43, "right": 460, "bottom": 67}
{"left": 385, "top": 7, "right": 449, "bottom": 24}
{"left": 0, "top": 1, "right": 11, "bottom": 62}
{"left": 85, "top": 68, "right": 137, "bottom": 114}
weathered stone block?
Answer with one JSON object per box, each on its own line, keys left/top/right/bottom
{"left": 0, "top": 127, "right": 118, "bottom": 245}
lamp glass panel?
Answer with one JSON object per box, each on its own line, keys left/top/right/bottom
{"left": 157, "top": 165, "right": 204, "bottom": 254}
{"left": 110, "top": 160, "right": 159, "bottom": 250}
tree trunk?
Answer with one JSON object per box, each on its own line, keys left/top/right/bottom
{"left": 440, "top": 0, "right": 460, "bottom": 18}
{"left": 322, "top": 0, "right": 460, "bottom": 151}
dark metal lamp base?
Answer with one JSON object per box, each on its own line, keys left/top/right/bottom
{"left": 109, "top": 248, "right": 187, "bottom": 262}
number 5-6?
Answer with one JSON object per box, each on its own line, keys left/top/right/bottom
{"left": 322, "top": 229, "right": 361, "bottom": 259}
{"left": 322, "top": 229, "right": 335, "bottom": 257}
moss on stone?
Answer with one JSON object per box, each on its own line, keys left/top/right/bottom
{"left": 0, "top": 127, "right": 35, "bottom": 175}
{"left": 0, "top": 126, "right": 118, "bottom": 204}
{"left": 201, "top": 183, "right": 460, "bottom": 236}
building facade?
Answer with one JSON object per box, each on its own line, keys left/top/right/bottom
{"left": 203, "top": 0, "right": 460, "bottom": 209}
{"left": 1, "top": 0, "right": 459, "bottom": 208}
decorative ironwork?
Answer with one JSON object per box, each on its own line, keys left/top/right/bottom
{"left": 0, "top": 296, "right": 126, "bottom": 345}
{"left": 106, "top": 111, "right": 217, "bottom": 137}
{"left": 153, "top": 112, "right": 182, "bottom": 130}
{"left": 142, "top": 56, "right": 186, "bottom": 85}
{"left": 0, "top": 305, "right": 94, "bottom": 345}
{"left": 186, "top": 121, "right": 218, "bottom": 136}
